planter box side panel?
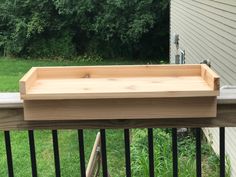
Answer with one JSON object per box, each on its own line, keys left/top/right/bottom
{"left": 23, "top": 97, "right": 217, "bottom": 120}
{"left": 36, "top": 64, "right": 202, "bottom": 79}
{"left": 19, "top": 67, "right": 38, "bottom": 96}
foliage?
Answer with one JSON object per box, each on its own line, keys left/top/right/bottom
{"left": 0, "top": 0, "right": 72, "bottom": 57}
{"left": 0, "top": 0, "right": 170, "bottom": 60}
{"left": 25, "top": 30, "right": 76, "bottom": 59}
{"left": 75, "top": 54, "right": 103, "bottom": 63}
{"left": 130, "top": 129, "right": 230, "bottom": 177}
{"left": 53, "top": 0, "right": 170, "bottom": 59}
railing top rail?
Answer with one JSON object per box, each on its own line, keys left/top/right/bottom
{"left": 218, "top": 86, "right": 236, "bottom": 104}
{"left": 0, "top": 88, "right": 236, "bottom": 130}
{"left": 1, "top": 88, "right": 236, "bottom": 108}
{"left": 0, "top": 93, "right": 22, "bottom": 108}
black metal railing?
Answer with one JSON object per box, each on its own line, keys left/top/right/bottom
{"left": 2, "top": 127, "right": 226, "bottom": 177}
{"left": 148, "top": 128, "right": 154, "bottom": 177}
{"left": 4, "top": 131, "right": 14, "bottom": 177}
{"left": 124, "top": 129, "right": 131, "bottom": 177}
{"left": 220, "top": 127, "right": 225, "bottom": 177}
{"left": 196, "top": 128, "right": 201, "bottom": 177}
{"left": 78, "top": 129, "right": 86, "bottom": 177}
{"left": 28, "top": 130, "right": 37, "bottom": 177}
{"left": 172, "top": 128, "right": 178, "bottom": 177}
{"left": 52, "top": 130, "right": 61, "bottom": 177}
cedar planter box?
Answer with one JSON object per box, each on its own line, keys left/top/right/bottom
{"left": 19, "top": 64, "right": 219, "bottom": 120}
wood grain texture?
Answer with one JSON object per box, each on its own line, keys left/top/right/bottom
{"left": 20, "top": 64, "right": 219, "bottom": 100}
{"left": 0, "top": 104, "right": 236, "bottom": 130}
{"left": 19, "top": 67, "right": 37, "bottom": 95}
{"left": 19, "top": 64, "right": 219, "bottom": 120}
{"left": 86, "top": 133, "right": 101, "bottom": 177}
{"left": 23, "top": 97, "right": 217, "bottom": 120}
{"left": 36, "top": 64, "right": 202, "bottom": 78}
{"left": 1, "top": 91, "right": 235, "bottom": 108}
{"left": 22, "top": 76, "right": 218, "bottom": 100}
{"left": 201, "top": 64, "right": 220, "bottom": 91}
{"left": 0, "top": 91, "right": 235, "bottom": 130}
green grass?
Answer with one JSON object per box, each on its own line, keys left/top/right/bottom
{"left": 0, "top": 57, "right": 230, "bottom": 176}
{"left": 0, "top": 56, "right": 148, "bottom": 91}
{"left": 0, "top": 130, "right": 126, "bottom": 177}
{"left": 131, "top": 129, "right": 231, "bottom": 177}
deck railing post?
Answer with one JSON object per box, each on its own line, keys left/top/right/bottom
{"left": 196, "top": 128, "right": 201, "bottom": 177}
{"left": 100, "top": 129, "right": 108, "bottom": 177}
{"left": 78, "top": 129, "right": 86, "bottom": 177}
{"left": 172, "top": 128, "right": 178, "bottom": 177}
{"left": 4, "top": 131, "right": 14, "bottom": 177}
{"left": 148, "top": 128, "right": 154, "bottom": 177}
{"left": 124, "top": 129, "right": 131, "bottom": 177}
{"left": 28, "top": 130, "right": 38, "bottom": 177}
{"left": 52, "top": 130, "right": 61, "bottom": 177}
{"left": 220, "top": 127, "right": 225, "bottom": 177}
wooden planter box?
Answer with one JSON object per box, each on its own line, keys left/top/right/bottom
{"left": 20, "top": 64, "right": 219, "bottom": 121}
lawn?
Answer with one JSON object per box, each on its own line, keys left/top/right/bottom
{"left": 0, "top": 57, "right": 229, "bottom": 177}
{"left": 0, "top": 57, "right": 146, "bottom": 92}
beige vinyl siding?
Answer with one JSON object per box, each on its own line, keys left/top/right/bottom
{"left": 170, "top": 0, "right": 236, "bottom": 86}
{"left": 170, "top": 0, "right": 236, "bottom": 176}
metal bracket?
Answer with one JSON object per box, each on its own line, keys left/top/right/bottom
{"left": 200, "top": 59, "right": 211, "bottom": 67}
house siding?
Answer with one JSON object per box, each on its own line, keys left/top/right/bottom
{"left": 203, "top": 128, "right": 236, "bottom": 176}
{"left": 170, "top": 0, "right": 236, "bottom": 85}
{"left": 170, "top": 0, "right": 236, "bottom": 176}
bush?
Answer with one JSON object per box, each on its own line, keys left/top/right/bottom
{"left": 130, "top": 129, "right": 226, "bottom": 177}
{"left": 0, "top": 0, "right": 170, "bottom": 60}
{"left": 25, "top": 30, "right": 76, "bottom": 59}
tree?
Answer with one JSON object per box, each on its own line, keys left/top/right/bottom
{"left": 0, "top": 0, "right": 72, "bottom": 57}
{"left": 0, "top": 0, "right": 170, "bottom": 60}
{"left": 53, "top": 0, "right": 170, "bottom": 59}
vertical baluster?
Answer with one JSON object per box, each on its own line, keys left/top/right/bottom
{"left": 4, "top": 131, "right": 14, "bottom": 177}
{"left": 52, "top": 130, "right": 61, "bottom": 177}
{"left": 220, "top": 127, "right": 225, "bottom": 177}
{"left": 196, "top": 128, "right": 201, "bottom": 177}
{"left": 28, "top": 130, "right": 37, "bottom": 177}
{"left": 172, "top": 128, "right": 178, "bottom": 177}
{"left": 148, "top": 128, "right": 154, "bottom": 177}
{"left": 100, "top": 129, "right": 108, "bottom": 177}
{"left": 78, "top": 129, "right": 86, "bottom": 177}
{"left": 124, "top": 129, "right": 131, "bottom": 177}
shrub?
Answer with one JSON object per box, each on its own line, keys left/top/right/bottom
{"left": 130, "top": 129, "right": 227, "bottom": 177}
{"left": 25, "top": 30, "right": 76, "bottom": 59}
{"left": 0, "top": 0, "right": 170, "bottom": 60}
